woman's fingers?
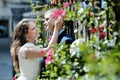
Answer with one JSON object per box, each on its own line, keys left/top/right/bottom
{"left": 55, "top": 16, "right": 63, "bottom": 27}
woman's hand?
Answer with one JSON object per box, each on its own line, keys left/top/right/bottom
{"left": 46, "top": 17, "right": 63, "bottom": 51}
{"left": 54, "top": 16, "right": 63, "bottom": 31}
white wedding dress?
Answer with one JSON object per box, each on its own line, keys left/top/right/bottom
{"left": 17, "top": 43, "right": 40, "bottom": 80}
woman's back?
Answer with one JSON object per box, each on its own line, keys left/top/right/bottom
{"left": 17, "top": 43, "right": 40, "bottom": 80}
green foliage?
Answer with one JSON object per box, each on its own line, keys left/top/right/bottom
{"left": 39, "top": 39, "right": 120, "bottom": 80}
{"left": 30, "top": 0, "right": 120, "bottom": 80}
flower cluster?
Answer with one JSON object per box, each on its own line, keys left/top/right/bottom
{"left": 45, "top": 48, "right": 54, "bottom": 65}
{"left": 51, "top": 0, "right": 75, "bottom": 5}
{"left": 52, "top": 9, "right": 66, "bottom": 18}
{"left": 90, "top": 25, "right": 106, "bottom": 39}
{"left": 51, "top": 0, "right": 76, "bottom": 18}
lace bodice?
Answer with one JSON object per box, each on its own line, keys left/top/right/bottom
{"left": 17, "top": 43, "right": 40, "bottom": 80}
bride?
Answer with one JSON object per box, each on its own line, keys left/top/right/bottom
{"left": 10, "top": 17, "right": 63, "bottom": 80}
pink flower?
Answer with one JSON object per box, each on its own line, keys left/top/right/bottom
{"left": 69, "top": 0, "right": 72, "bottom": 4}
{"left": 48, "top": 36, "right": 51, "bottom": 42}
{"left": 51, "top": 1, "right": 57, "bottom": 5}
{"left": 13, "top": 75, "right": 17, "bottom": 80}
{"left": 99, "top": 31, "right": 106, "bottom": 39}
{"left": 52, "top": 9, "right": 66, "bottom": 18}
{"left": 47, "top": 48, "right": 54, "bottom": 56}
{"left": 63, "top": 2, "right": 70, "bottom": 8}
{"left": 90, "top": 28, "right": 97, "bottom": 34}
{"left": 69, "top": 0, "right": 75, "bottom": 4}
{"left": 45, "top": 56, "right": 52, "bottom": 65}
{"left": 58, "top": 0, "right": 61, "bottom": 3}
{"left": 45, "top": 48, "right": 54, "bottom": 65}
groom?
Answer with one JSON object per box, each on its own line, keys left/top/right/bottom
{"left": 43, "top": 9, "right": 74, "bottom": 45}
{"left": 40, "top": 8, "right": 74, "bottom": 78}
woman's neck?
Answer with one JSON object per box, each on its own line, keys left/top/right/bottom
{"left": 27, "top": 37, "right": 35, "bottom": 43}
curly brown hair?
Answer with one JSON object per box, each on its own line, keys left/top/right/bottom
{"left": 10, "top": 19, "right": 35, "bottom": 72}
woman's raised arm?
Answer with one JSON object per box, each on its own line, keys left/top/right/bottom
{"left": 25, "top": 17, "right": 63, "bottom": 59}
